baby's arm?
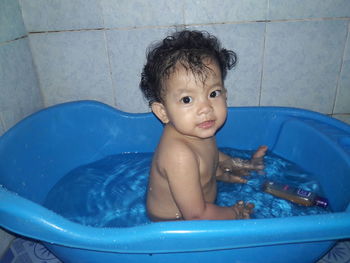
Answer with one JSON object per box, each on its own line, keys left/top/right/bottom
{"left": 165, "top": 143, "right": 251, "bottom": 220}
{"left": 217, "top": 146, "right": 268, "bottom": 183}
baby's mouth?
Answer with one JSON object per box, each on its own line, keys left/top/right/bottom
{"left": 198, "top": 120, "right": 215, "bottom": 129}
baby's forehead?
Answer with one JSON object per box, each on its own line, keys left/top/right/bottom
{"left": 169, "top": 59, "right": 221, "bottom": 81}
{"left": 164, "top": 62, "right": 223, "bottom": 91}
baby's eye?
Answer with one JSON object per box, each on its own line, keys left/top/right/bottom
{"left": 210, "top": 90, "right": 222, "bottom": 98}
{"left": 181, "top": 96, "right": 192, "bottom": 104}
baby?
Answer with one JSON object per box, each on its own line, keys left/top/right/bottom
{"left": 139, "top": 30, "right": 267, "bottom": 221}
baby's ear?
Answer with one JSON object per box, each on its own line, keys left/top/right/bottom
{"left": 151, "top": 102, "right": 169, "bottom": 124}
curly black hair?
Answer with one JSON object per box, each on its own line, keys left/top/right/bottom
{"left": 139, "top": 30, "right": 237, "bottom": 106}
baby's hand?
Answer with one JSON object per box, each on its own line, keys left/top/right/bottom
{"left": 231, "top": 200, "right": 255, "bottom": 219}
{"left": 219, "top": 145, "right": 268, "bottom": 178}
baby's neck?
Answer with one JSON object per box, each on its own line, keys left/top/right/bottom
{"left": 165, "top": 123, "right": 216, "bottom": 144}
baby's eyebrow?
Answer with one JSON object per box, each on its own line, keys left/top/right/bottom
{"left": 208, "top": 80, "right": 223, "bottom": 88}
{"left": 173, "top": 88, "right": 192, "bottom": 96}
{"left": 201, "top": 82, "right": 223, "bottom": 91}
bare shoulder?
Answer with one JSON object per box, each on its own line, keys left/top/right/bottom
{"left": 156, "top": 137, "right": 199, "bottom": 175}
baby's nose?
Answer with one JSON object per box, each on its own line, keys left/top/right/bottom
{"left": 198, "top": 99, "right": 213, "bottom": 114}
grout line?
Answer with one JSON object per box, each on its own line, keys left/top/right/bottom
{"left": 0, "top": 1, "right": 29, "bottom": 47}
{"left": 2, "top": 17, "right": 349, "bottom": 45}
{"left": 28, "top": 28, "right": 105, "bottom": 34}
{"left": 27, "top": 25, "right": 179, "bottom": 35}
{"left": 17, "top": 0, "right": 29, "bottom": 34}
{"left": 331, "top": 20, "right": 350, "bottom": 115}
{"left": 0, "top": 35, "right": 27, "bottom": 47}
{"left": 98, "top": 0, "right": 117, "bottom": 107}
{"left": 266, "top": 0, "right": 270, "bottom": 21}
{"left": 182, "top": 1, "right": 186, "bottom": 26}
{"left": 103, "top": 30, "right": 117, "bottom": 107}
{"left": 97, "top": 0, "right": 106, "bottom": 29}
{"left": 332, "top": 113, "right": 350, "bottom": 116}
{"left": 16, "top": 0, "right": 45, "bottom": 108}
{"left": 22, "top": 17, "right": 350, "bottom": 36}
{"left": 258, "top": 22, "right": 268, "bottom": 106}
{"left": 0, "top": 113, "right": 6, "bottom": 134}
{"left": 26, "top": 32, "right": 47, "bottom": 107}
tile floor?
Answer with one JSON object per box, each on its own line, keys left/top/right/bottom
{"left": 0, "top": 237, "right": 349, "bottom": 263}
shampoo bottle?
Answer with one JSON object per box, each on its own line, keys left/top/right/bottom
{"left": 263, "top": 181, "right": 328, "bottom": 208}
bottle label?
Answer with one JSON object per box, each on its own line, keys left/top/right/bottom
{"left": 297, "top": 188, "right": 311, "bottom": 197}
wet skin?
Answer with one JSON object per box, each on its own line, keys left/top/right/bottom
{"left": 147, "top": 59, "right": 267, "bottom": 221}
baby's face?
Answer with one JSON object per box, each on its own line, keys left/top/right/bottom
{"left": 161, "top": 60, "right": 227, "bottom": 140}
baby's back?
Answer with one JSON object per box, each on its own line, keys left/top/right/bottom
{"left": 146, "top": 125, "right": 219, "bottom": 221}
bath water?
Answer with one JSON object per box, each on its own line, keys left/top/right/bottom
{"left": 44, "top": 148, "right": 330, "bottom": 227}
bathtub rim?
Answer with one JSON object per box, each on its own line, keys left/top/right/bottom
{"left": 1, "top": 100, "right": 350, "bottom": 137}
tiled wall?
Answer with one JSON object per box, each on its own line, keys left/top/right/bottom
{"left": 1, "top": 0, "right": 350, "bottom": 137}
{"left": 0, "top": 0, "right": 43, "bottom": 135}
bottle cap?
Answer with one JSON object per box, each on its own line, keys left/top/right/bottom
{"left": 315, "top": 197, "right": 329, "bottom": 208}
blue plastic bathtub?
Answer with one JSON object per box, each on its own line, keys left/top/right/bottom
{"left": 1, "top": 100, "right": 350, "bottom": 263}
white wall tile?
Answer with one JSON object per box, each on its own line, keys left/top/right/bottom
{"left": 20, "top": 0, "right": 104, "bottom": 32}
{"left": 188, "top": 23, "right": 265, "bottom": 107}
{"left": 106, "top": 28, "right": 174, "bottom": 113}
{"left": 334, "top": 24, "right": 350, "bottom": 114}
{"left": 1, "top": 1, "right": 348, "bottom": 117}
{"left": 184, "top": 0, "right": 267, "bottom": 24}
{"left": 0, "top": 0, "right": 26, "bottom": 42}
{"left": 0, "top": 39, "right": 42, "bottom": 131}
{"left": 101, "top": 0, "right": 184, "bottom": 28}
{"left": 0, "top": 116, "right": 5, "bottom": 137}
{"left": 333, "top": 114, "right": 350, "bottom": 125}
{"left": 269, "top": 0, "right": 350, "bottom": 20}
{"left": 29, "top": 31, "right": 114, "bottom": 107}
{"left": 261, "top": 20, "right": 348, "bottom": 114}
